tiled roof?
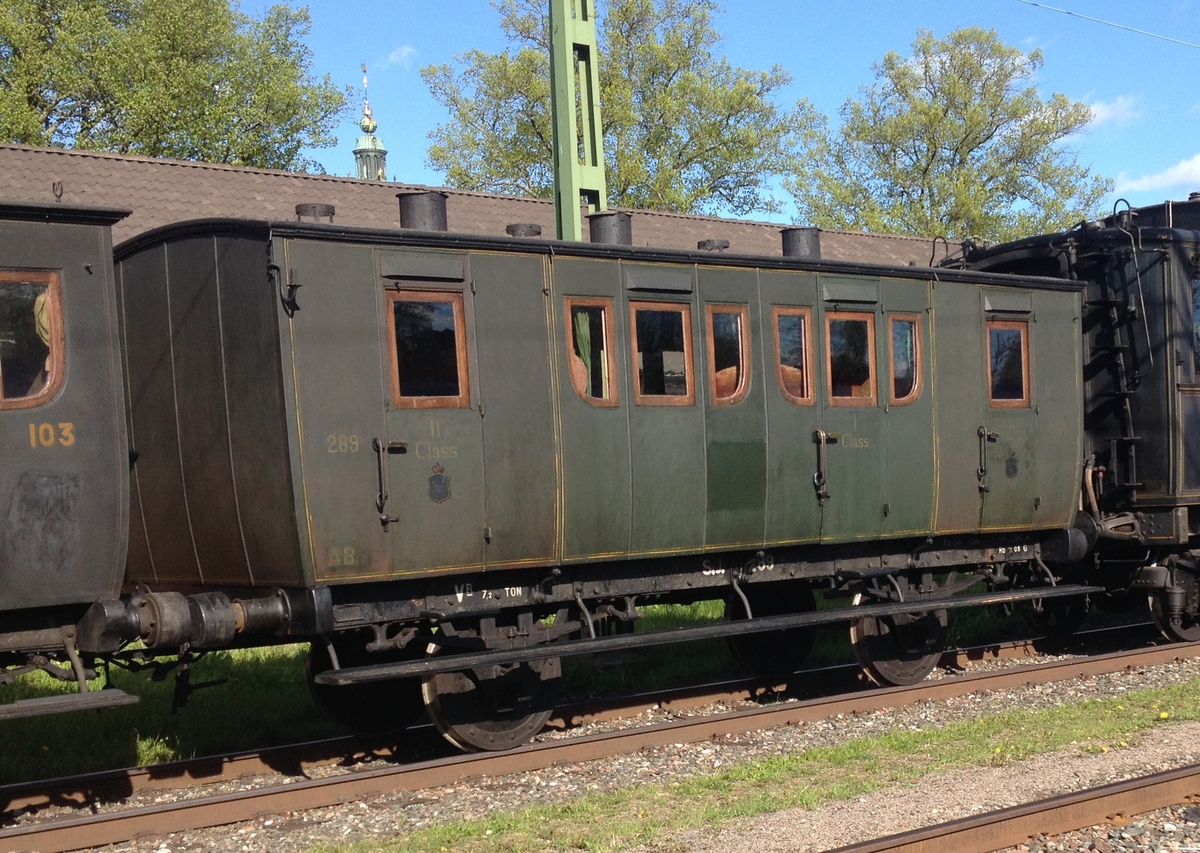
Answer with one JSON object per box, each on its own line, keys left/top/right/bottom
{"left": 0, "top": 143, "right": 956, "bottom": 265}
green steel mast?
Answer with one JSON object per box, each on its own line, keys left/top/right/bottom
{"left": 549, "top": 0, "right": 607, "bottom": 241}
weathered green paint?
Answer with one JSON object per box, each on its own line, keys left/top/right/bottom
{"left": 699, "top": 266, "right": 767, "bottom": 548}
{"left": 549, "top": 0, "right": 607, "bottom": 240}
{"left": 471, "top": 251, "right": 558, "bottom": 569}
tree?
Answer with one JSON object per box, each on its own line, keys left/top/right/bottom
{"left": 788, "top": 27, "right": 1112, "bottom": 242}
{"left": 0, "top": 0, "right": 347, "bottom": 171}
{"left": 421, "top": 0, "right": 815, "bottom": 216}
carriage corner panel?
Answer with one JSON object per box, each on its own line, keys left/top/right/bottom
{"left": 0, "top": 207, "right": 129, "bottom": 612}
{"left": 116, "top": 228, "right": 304, "bottom": 591}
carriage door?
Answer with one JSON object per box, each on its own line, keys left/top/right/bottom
{"left": 378, "top": 250, "right": 486, "bottom": 575}
{"left": 759, "top": 271, "right": 823, "bottom": 544}
{"left": 817, "top": 276, "right": 887, "bottom": 543}
{"left": 978, "top": 289, "right": 1038, "bottom": 531}
{"left": 880, "top": 279, "right": 935, "bottom": 536}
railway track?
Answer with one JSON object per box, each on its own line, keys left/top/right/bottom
{"left": 1, "top": 635, "right": 1194, "bottom": 853}
{"left": 829, "top": 763, "right": 1200, "bottom": 853}
{"left": 0, "top": 627, "right": 1141, "bottom": 818}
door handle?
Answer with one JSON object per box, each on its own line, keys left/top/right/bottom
{"left": 373, "top": 438, "right": 402, "bottom": 526}
{"left": 977, "top": 426, "right": 999, "bottom": 489}
{"left": 813, "top": 430, "right": 839, "bottom": 504}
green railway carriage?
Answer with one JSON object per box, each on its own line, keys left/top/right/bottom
{"left": 112, "top": 219, "right": 1085, "bottom": 586}
{"left": 97, "top": 214, "right": 1090, "bottom": 748}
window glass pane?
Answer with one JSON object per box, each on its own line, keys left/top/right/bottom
{"left": 989, "top": 326, "right": 1025, "bottom": 400}
{"left": 829, "top": 317, "right": 872, "bottom": 398}
{"left": 710, "top": 310, "right": 742, "bottom": 401}
{"left": 393, "top": 299, "right": 460, "bottom": 397}
{"left": 635, "top": 308, "right": 688, "bottom": 396}
{"left": 1192, "top": 277, "right": 1200, "bottom": 374}
{"left": 570, "top": 304, "right": 609, "bottom": 399}
{"left": 892, "top": 319, "right": 917, "bottom": 400}
{"left": 776, "top": 312, "right": 808, "bottom": 399}
{"left": 0, "top": 280, "right": 51, "bottom": 400}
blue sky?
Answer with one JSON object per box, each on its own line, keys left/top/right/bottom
{"left": 242, "top": 0, "right": 1200, "bottom": 223}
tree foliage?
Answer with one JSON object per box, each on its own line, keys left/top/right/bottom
{"left": 421, "top": 0, "right": 815, "bottom": 216}
{"left": 0, "top": 0, "right": 348, "bottom": 171}
{"left": 788, "top": 27, "right": 1112, "bottom": 242}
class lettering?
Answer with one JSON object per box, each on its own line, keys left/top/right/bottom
{"left": 415, "top": 442, "right": 458, "bottom": 459}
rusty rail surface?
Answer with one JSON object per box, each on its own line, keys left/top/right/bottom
{"left": 828, "top": 763, "right": 1200, "bottom": 853}
{"left": 0, "top": 639, "right": 1193, "bottom": 853}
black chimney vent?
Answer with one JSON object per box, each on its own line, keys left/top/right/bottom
{"left": 588, "top": 211, "right": 633, "bottom": 246}
{"left": 295, "top": 203, "right": 335, "bottom": 223}
{"left": 398, "top": 191, "right": 449, "bottom": 232}
{"left": 782, "top": 227, "right": 821, "bottom": 259}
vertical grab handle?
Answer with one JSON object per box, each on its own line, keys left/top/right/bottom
{"left": 813, "top": 430, "right": 831, "bottom": 504}
{"left": 977, "top": 426, "right": 999, "bottom": 492}
{"left": 373, "top": 438, "right": 401, "bottom": 526}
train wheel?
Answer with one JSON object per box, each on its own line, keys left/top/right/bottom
{"left": 305, "top": 636, "right": 425, "bottom": 738}
{"left": 726, "top": 582, "right": 817, "bottom": 677}
{"left": 1142, "top": 590, "right": 1200, "bottom": 643}
{"left": 421, "top": 644, "right": 560, "bottom": 752}
{"left": 849, "top": 590, "right": 946, "bottom": 686}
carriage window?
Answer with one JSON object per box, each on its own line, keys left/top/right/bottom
{"left": 774, "top": 306, "right": 813, "bottom": 405}
{"left": 0, "top": 271, "right": 62, "bottom": 410}
{"left": 388, "top": 290, "right": 470, "bottom": 409}
{"left": 827, "top": 311, "right": 876, "bottom": 405}
{"left": 1192, "top": 277, "right": 1200, "bottom": 374}
{"left": 566, "top": 297, "right": 618, "bottom": 406}
{"left": 707, "top": 304, "right": 749, "bottom": 406}
{"left": 987, "top": 320, "right": 1029, "bottom": 406}
{"left": 631, "top": 301, "right": 694, "bottom": 405}
{"left": 890, "top": 315, "right": 921, "bottom": 404}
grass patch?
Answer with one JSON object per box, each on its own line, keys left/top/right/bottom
{"left": 0, "top": 644, "right": 340, "bottom": 785}
{"left": 320, "top": 675, "right": 1200, "bottom": 853}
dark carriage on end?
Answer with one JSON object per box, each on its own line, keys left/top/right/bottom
{"left": 78, "top": 194, "right": 1102, "bottom": 751}
{"left": 0, "top": 201, "right": 136, "bottom": 720}
{"left": 960, "top": 197, "right": 1200, "bottom": 642}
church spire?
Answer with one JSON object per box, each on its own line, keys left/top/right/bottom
{"left": 354, "top": 63, "right": 388, "bottom": 180}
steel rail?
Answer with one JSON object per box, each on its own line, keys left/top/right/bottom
{"left": 828, "top": 763, "right": 1200, "bottom": 853}
{"left": 0, "top": 627, "right": 1144, "bottom": 817}
{"left": 1, "top": 640, "right": 1195, "bottom": 853}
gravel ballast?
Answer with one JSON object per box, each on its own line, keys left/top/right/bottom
{"left": 10, "top": 651, "right": 1200, "bottom": 852}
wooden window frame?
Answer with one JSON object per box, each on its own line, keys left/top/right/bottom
{"left": 888, "top": 313, "right": 923, "bottom": 406}
{"left": 706, "top": 303, "right": 751, "bottom": 407}
{"left": 986, "top": 318, "right": 1031, "bottom": 409}
{"left": 826, "top": 310, "right": 877, "bottom": 407}
{"left": 564, "top": 296, "right": 619, "bottom": 407}
{"left": 772, "top": 305, "right": 814, "bottom": 406}
{"left": 386, "top": 289, "right": 470, "bottom": 410}
{"left": 629, "top": 300, "right": 695, "bottom": 407}
{"left": 0, "top": 269, "right": 64, "bottom": 411}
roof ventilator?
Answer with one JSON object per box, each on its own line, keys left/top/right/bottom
{"left": 506, "top": 223, "right": 543, "bottom": 238}
{"left": 697, "top": 239, "right": 730, "bottom": 252}
{"left": 295, "top": 203, "right": 335, "bottom": 223}
{"left": 588, "top": 210, "right": 633, "bottom": 246}
{"left": 782, "top": 227, "right": 821, "bottom": 259}
{"left": 397, "top": 190, "right": 449, "bottom": 232}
